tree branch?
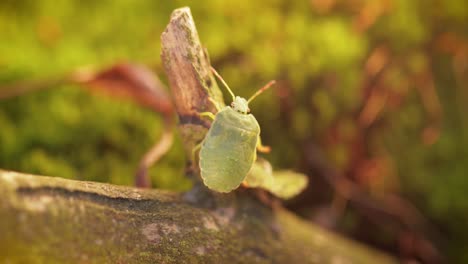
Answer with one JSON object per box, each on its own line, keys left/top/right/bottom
{"left": 0, "top": 170, "right": 396, "bottom": 263}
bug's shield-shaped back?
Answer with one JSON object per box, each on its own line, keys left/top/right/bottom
{"left": 199, "top": 107, "right": 259, "bottom": 192}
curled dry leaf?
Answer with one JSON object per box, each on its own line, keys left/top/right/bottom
{"left": 244, "top": 158, "right": 309, "bottom": 199}
{"left": 71, "top": 63, "right": 174, "bottom": 117}
{"left": 267, "top": 170, "right": 309, "bottom": 200}
{"left": 244, "top": 158, "right": 274, "bottom": 188}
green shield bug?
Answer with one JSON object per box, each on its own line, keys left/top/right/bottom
{"left": 193, "top": 67, "right": 275, "bottom": 193}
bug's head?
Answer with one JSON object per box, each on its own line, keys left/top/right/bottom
{"left": 210, "top": 66, "right": 276, "bottom": 115}
{"left": 231, "top": 96, "right": 250, "bottom": 114}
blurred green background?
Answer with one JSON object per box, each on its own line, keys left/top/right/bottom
{"left": 0, "top": 0, "right": 467, "bottom": 262}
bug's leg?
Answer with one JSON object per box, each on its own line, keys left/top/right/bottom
{"left": 199, "top": 111, "right": 216, "bottom": 121}
{"left": 198, "top": 97, "right": 218, "bottom": 122}
{"left": 191, "top": 142, "right": 203, "bottom": 163}
{"left": 256, "top": 135, "right": 271, "bottom": 153}
{"left": 241, "top": 180, "right": 249, "bottom": 187}
{"left": 208, "top": 97, "right": 222, "bottom": 112}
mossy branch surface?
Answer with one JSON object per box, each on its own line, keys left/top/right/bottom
{"left": 0, "top": 170, "right": 396, "bottom": 263}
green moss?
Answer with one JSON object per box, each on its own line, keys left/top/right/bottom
{"left": 1, "top": 0, "right": 467, "bottom": 261}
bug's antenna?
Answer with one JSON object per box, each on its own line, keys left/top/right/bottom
{"left": 247, "top": 80, "right": 276, "bottom": 103}
{"left": 210, "top": 66, "right": 235, "bottom": 101}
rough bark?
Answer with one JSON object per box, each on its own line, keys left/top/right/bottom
{"left": 0, "top": 7, "right": 398, "bottom": 264}
{"left": 161, "top": 7, "right": 224, "bottom": 160}
{"left": 0, "top": 170, "right": 396, "bottom": 263}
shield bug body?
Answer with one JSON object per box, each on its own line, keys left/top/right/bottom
{"left": 195, "top": 67, "right": 275, "bottom": 193}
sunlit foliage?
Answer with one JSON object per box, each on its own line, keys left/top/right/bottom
{"left": 0, "top": 0, "right": 467, "bottom": 261}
